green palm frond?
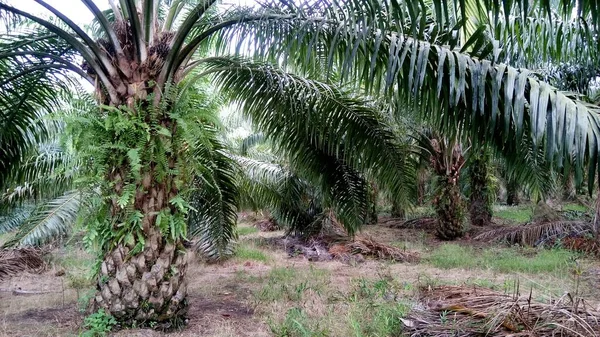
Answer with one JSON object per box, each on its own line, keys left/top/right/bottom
{"left": 239, "top": 133, "right": 266, "bottom": 156}
{"left": 0, "top": 27, "right": 82, "bottom": 187}
{"left": 493, "top": 15, "right": 598, "bottom": 69}
{"left": 2, "top": 191, "right": 82, "bottom": 248}
{"left": 1, "top": 141, "right": 75, "bottom": 208}
{"left": 210, "top": 2, "right": 600, "bottom": 193}
{"left": 502, "top": 136, "right": 553, "bottom": 202}
{"left": 207, "top": 57, "right": 416, "bottom": 219}
{"left": 233, "top": 155, "right": 316, "bottom": 233}
{"left": 186, "top": 121, "right": 239, "bottom": 261}
{"left": 0, "top": 206, "right": 33, "bottom": 234}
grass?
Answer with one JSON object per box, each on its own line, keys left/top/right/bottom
{"left": 493, "top": 205, "right": 533, "bottom": 223}
{"left": 261, "top": 267, "right": 412, "bottom": 337}
{"left": 562, "top": 203, "right": 589, "bottom": 212}
{"left": 234, "top": 242, "right": 269, "bottom": 262}
{"left": 427, "top": 243, "right": 576, "bottom": 274}
{"left": 237, "top": 225, "right": 259, "bottom": 236}
{"left": 255, "top": 266, "right": 330, "bottom": 303}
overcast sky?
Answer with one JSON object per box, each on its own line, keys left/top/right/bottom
{"left": 6, "top": 1, "right": 254, "bottom": 27}
{"left": 7, "top": 0, "right": 107, "bottom": 26}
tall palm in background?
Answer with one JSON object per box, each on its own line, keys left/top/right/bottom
{"left": 263, "top": 0, "right": 600, "bottom": 238}
{"left": 1, "top": 0, "right": 600, "bottom": 328}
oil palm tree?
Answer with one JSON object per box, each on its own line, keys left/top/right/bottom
{"left": 1, "top": 0, "right": 600, "bottom": 328}
{"left": 0, "top": 0, "right": 415, "bottom": 326}
{"left": 245, "top": 0, "right": 600, "bottom": 238}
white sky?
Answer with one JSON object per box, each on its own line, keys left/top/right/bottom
{"left": 7, "top": 0, "right": 107, "bottom": 26}
{"left": 6, "top": 1, "right": 256, "bottom": 27}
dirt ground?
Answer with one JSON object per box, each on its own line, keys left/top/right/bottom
{"left": 2, "top": 219, "right": 599, "bottom": 337}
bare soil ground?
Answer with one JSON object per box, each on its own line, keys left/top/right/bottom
{"left": 2, "top": 217, "right": 599, "bottom": 337}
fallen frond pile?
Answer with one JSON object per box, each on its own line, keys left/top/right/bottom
{"left": 402, "top": 285, "right": 600, "bottom": 337}
{"left": 387, "top": 217, "right": 436, "bottom": 229}
{"left": 0, "top": 248, "right": 46, "bottom": 281}
{"left": 474, "top": 221, "right": 590, "bottom": 246}
{"left": 253, "top": 218, "right": 281, "bottom": 232}
{"left": 562, "top": 237, "right": 600, "bottom": 257}
{"left": 345, "top": 236, "right": 420, "bottom": 263}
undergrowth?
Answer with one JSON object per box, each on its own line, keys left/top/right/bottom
{"left": 261, "top": 266, "right": 411, "bottom": 336}
{"left": 428, "top": 244, "right": 576, "bottom": 274}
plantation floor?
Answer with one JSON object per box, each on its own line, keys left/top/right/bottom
{"left": 2, "top": 215, "right": 600, "bottom": 336}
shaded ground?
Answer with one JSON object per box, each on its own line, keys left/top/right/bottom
{"left": 1, "top": 207, "right": 599, "bottom": 336}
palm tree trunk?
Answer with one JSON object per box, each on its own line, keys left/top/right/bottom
{"left": 429, "top": 138, "right": 466, "bottom": 240}
{"left": 390, "top": 200, "right": 405, "bottom": 218}
{"left": 506, "top": 179, "right": 520, "bottom": 206}
{"left": 594, "top": 195, "right": 600, "bottom": 241}
{"left": 562, "top": 173, "right": 576, "bottom": 201}
{"left": 417, "top": 168, "right": 426, "bottom": 206}
{"left": 96, "top": 228, "right": 188, "bottom": 326}
{"left": 434, "top": 177, "right": 465, "bottom": 239}
{"left": 469, "top": 149, "right": 492, "bottom": 227}
{"left": 92, "top": 111, "right": 190, "bottom": 327}
{"left": 366, "top": 182, "right": 378, "bottom": 224}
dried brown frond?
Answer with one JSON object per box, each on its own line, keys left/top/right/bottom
{"left": 402, "top": 285, "right": 600, "bottom": 336}
{"left": 562, "top": 237, "right": 600, "bottom": 256}
{"left": 328, "top": 243, "right": 351, "bottom": 257}
{"left": 0, "top": 248, "right": 46, "bottom": 281}
{"left": 253, "top": 218, "right": 281, "bottom": 232}
{"left": 344, "top": 236, "right": 420, "bottom": 263}
{"left": 387, "top": 217, "right": 436, "bottom": 229}
{"left": 474, "top": 221, "right": 590, "bottom": 246}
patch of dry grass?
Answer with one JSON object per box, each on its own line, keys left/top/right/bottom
{"left": 1, "top": 222, "right": 599, "bottom": 337}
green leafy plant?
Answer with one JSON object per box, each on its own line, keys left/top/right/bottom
{"left": 83, "top": 309, "right": 117, "bottom": 337}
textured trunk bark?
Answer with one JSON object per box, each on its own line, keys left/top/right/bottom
{"left": 429, "top": 137, "right": 466, "bottom": 240}
{"left": 95, "top": 228, "right": 188, "bottom": 327}
{"left": 366, "top": 182, "right": 378, "bottom": 224}
{"left": 434, "top": 178, "right": 465, "bottom": 240}
{"left": 562, "top": 173, "right": 576, "bottom": 201}
{"left": 506, "top": 180, "right": 520, "bottom": 206}
{"left": 416, "top": 168, "right": 426, "bottom": 206}
{"left": 390, "top": 200, "right": 405, "bottom": 218}
{"left": 594, "top": 195, "right": 600, "bottom": 241}
{"left": 93, "top": 116, "right": 189, "bottom": 328}
{"left": 469, "top": 150, "right": 492, "bottom": 227}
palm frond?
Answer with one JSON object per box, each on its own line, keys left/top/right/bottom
{"left": 2, "top": 191, "right": 82, "bottom": 248}
{"left": 0, "top": 206, "right": 33, "bottom": 234}
{"left": 0, "top": 28, "right": 81, "bottom": 187}
{"left": 209, "top": 1, "right": 600, "bottom": 193}
{"left": 186, "top": 124, "right": 239, "bottom": 262}
{"left": 233, "top": 155, "right": 315, "bottom": 234}
{"left": 207, "top": 57, "right": 416, "bottom": 225}
{"left": 474, "top": 221, "right": 591, "bottom": 246}
{"left": 239, "top": 133, "right": 265, "bottom": 156}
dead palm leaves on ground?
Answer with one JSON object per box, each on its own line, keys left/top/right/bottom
{"left": 474, "top": 221, "right": 591, "bottom": 246}
{"left": 0, "top": 248, "right": 46, "bottom": 281}
{"left": 386, "top": 217, "right": 436, "bottom": 229}
{"left": 345, "top": 236, "right": 420, "bottom": 263}
{"left": 402, "top": 285, "right": 600, "bottom": 337}
{"left": 253, "top": 218, "right": 281, "bottom": 232}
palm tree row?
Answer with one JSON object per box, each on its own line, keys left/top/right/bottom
{"left": 1, "top": 0, "right": 599, "bottom": 328}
